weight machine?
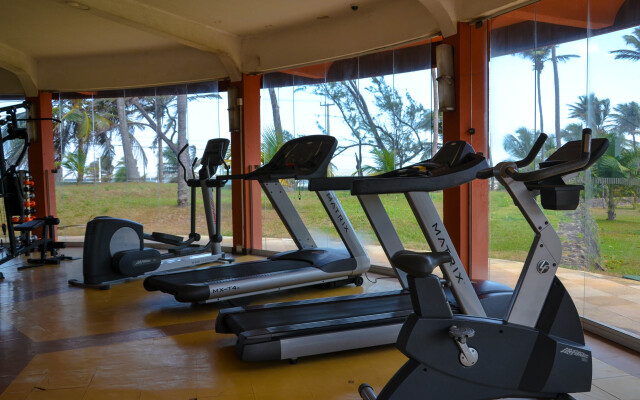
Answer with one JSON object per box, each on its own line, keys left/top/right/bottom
{"left": 0, "top": 102, "right": 70, "bottom": 279}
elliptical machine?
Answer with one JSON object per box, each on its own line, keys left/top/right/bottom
{"left": 69, "top": 138, "right": 232, "bottom": 289}
{"left": 358, "top": 130, "right": 608, "bottom": 400}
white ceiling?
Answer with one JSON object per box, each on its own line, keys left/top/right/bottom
{"left": 0, "top": 0, "right": 533, "bottom": 96}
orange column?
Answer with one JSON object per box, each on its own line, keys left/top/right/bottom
{"left": 26, "top": 92, "right": 58, "bottom": 220}
{"left": 442, "top": 22, "right": 490, "bottom": 280}
{"left": 230, "top": 74, "right": 262, "bottom": 253}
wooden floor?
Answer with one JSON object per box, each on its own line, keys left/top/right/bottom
{"left": 1, "top": 248, "right": 639, "bottom": 400}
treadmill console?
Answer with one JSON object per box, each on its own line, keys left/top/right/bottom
{"left": 380, "top": 141, "right": 484, "bottom": 178}
{"left": 251, "top": 135, "right": 337, "bottom": 180}
{"left": 351, "top": 141, "right": 488, "bottom": 195}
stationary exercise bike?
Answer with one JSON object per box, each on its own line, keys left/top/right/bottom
{"left": 358, "top": 129, "right": 608, "bottom": 400}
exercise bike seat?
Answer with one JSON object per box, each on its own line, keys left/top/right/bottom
{"left": 391, "top": 250, "right": 452, "bottom": 277}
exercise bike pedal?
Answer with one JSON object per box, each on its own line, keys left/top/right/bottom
{"left": 448, "top": 325, "right": 478, "bottom": 367}
{"left": 358, "top": 383, "right": 377, "bottom": 400}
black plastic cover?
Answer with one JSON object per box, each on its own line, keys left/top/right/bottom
{"left": 229, "top": 135, "right": 337, "bottom": 181}
{"left": 82, "top": 217, "right": 144, "bottom": 284}
{"left": 351, "top": 141, "right": 488, "bottom": 194}
{"left": 539, "top": 185, "right": 584, "bottom": 210}
{"left": 113, "top": 248, "right": 162, "bottom": 277}
{"left": 200, "top": 138, "right": 229, "bottom": 175}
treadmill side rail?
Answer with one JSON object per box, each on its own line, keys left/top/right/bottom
{"left": 204, "top": 267, "right": 358, "bottom": 302}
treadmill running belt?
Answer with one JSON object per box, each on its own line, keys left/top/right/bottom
{"left": 221, "top": 291, "right": 412, "bottom": 334}
{"left": 143, "top": 259, "right": 313, "bottom": 299}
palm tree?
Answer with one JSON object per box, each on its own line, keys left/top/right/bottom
{"left": 568, "top": 93, "right": 610, "bottom": 135}
{"left": 360, "top": 148, "right": 396, "bottom": 175}
{"left": 131, "top": 95, "right": 177, "bottom": 183}
{"left": 610, "top": 101, "right": 640, "bottom": 150}
{"left": 261, "top": 125, "right": 293, "bottom": 164}
{"left": 503, "top": 127, "right": 538, "bottom": 161}
{"left": 116, "top": 97, "right": 141, "bottom": 182}
{"left": 61, "top": 147, "right": 88, "bottom": 184}
{"left": 53, "top": 99, "right": 114, "bottom": 179}
{"left": 619, "top": 147, "right": 640, "bottom": 208}
{"left": 561, "top": 123, "right": 584, "bottom": 143}
{"left": 592, "top": 132, "right": 629, "bottom": 220}
{"left": 610, "top": 27, "right": 640, "bottom": 61}
{"left": 130, "top": 93, "right": 219, "bottom": 205}
{"left": 551, "top": 46, "right": 579, "bottom": 148}
{"left": 517, "top": 46, "right": 578, "bottom": 141}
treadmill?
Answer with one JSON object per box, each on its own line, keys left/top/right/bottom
{"left": 143, "top": 135, "right": 369, "bottom": 303}
{"left": 215, "top": 141, "right": 513, "bottom": 362}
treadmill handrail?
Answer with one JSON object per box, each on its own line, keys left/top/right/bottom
{"left": 308, "top": 176, "right": 356, "bottom": 191}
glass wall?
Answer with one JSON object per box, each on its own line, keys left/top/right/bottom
{"left": 489, "top": 0, "right": 640, "bottom": 338}
{"left": 259, "top": 43, "right": 437, "bottom": 267}
{"left": 52, "top": 82, "right": 232, "bottom": 247}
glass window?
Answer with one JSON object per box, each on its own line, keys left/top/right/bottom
{"left": 259, "top": 43, "right": 437, "bottom": 269}
{"left": 489, "top": 0, "right": 640, "bottom": 339}
{"left": 52, "top": 82, "right": 230, "bottom": 248}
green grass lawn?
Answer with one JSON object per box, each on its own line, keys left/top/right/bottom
{"left": 54, "top": 182, "right": 638, "bottom": 277}
{"left": 590, "top": 205, "right": 640, "bottom": 276}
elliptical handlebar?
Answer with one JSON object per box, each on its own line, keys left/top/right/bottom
{"left": 177, "top": 143, "right": 193, "bottom": 184}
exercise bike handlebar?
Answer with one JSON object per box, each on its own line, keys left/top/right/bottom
{"left": 476, "top": 133, "right": 548, "bottom": 180}
{"left": 506, "top": 128, "right": 591, "bottom": 182}
{"left": 515, "top": 133, "right": 548, "bottom": 168}
{"left": 477, "top": 129, "right": 592, "bottom": 182}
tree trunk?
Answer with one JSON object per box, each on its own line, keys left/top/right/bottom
{"left": 269, "top": 88, "right": 283, "bottom": 140}
{"left": 75, "top": 140, "right": 87, "bottom": 184}
{"left": 536, "top": 70, "right": 544, "bottom": 134}
{"left": 431, "top": 68, "right": 439, "bottom": 157}
{"left": 176, "top": 94, "right": 190, "bottom": 207}
{"left": 157, "top": 135, "right": 164, "bottom": 183}
{"left": 536, "top": 69, "right": 545, "bottom": 159}
{"left": 552, "top": 46, "right": 561, "bottom": 149}
{"left": 607, "top": 184, "right": 616, "bottom": 220}
{"left": 116, "top": 98, "right": 140, "bottom": 182}
{"left": 345, "top": 80, "right": 387, "bottom": 152}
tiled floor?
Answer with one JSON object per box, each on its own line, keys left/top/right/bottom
{"left": 0, "top": 247, "right": 639, "bottom": 400}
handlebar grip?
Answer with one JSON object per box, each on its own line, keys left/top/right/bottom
{"left": 514, "top": 133, "right": 547, "bottom": 168}
{"left": 476, "top": 168, "right": 493, "bottom": 180}
{"left": 582, "top": 128, "right": 592, "bottom": 155}
{"left": 177, "top": 143, "right": 190, "bottom": 183}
